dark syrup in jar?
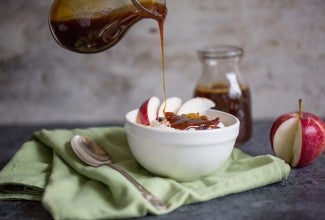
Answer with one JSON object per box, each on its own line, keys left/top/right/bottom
{"left": 194, "top": 83, "right": 252, "bottom": 143}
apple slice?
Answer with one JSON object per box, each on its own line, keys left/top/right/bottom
{"left": 177, "top": 97, "right": 215, "bottom": 115}
{"left": 270, "top": 99, "right": 325, "bottom": 168}
{"left": 157, "top": 97, "right": 182, "bottom": 117}
{"left": 271, "top": 116, "right": 300, "bottom": 165}
{"left": 137, "top": 97, "right": 160, "bottom": 125}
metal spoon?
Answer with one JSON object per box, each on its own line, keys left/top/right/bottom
{"left": 70, "top": 135, "right": 167, "bottom": 210}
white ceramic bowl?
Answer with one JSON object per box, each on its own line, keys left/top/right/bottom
{"left": 124, "top": 109, "right": 240, "bottom": 181}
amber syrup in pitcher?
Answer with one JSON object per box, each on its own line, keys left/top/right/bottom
{"left": 49, "top": 0, "right": 167, "bottom": 53}
{"left": 49, "top": 0, "right": 169, "bottom": 110}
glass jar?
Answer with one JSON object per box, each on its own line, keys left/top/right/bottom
{"left": 49, "top": 0, "right": 167, "bottom": 53}
{"left": 193, "top": 45, "right": 252, "bottom": 144}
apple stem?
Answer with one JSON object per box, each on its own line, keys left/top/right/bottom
{"left": 299, "top": 99, "right": 303, "bottom": 119}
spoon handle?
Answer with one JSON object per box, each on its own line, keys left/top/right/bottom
{"left": 107, "top": 163, "right": 167, "bottom": 210}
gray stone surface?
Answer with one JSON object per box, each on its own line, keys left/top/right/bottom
{"left": 1, "top": 0, "right": 325, "bottom": 124}
{"left": 0, "top": 121, "right": 324, "bottom": 220}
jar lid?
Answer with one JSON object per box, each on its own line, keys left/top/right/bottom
{"left": 198, "top": 45, "right": 244, "bottom": 59}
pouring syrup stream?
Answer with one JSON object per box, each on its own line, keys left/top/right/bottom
{"left": 158, "top": 20, "right": 167, "bottom": 113}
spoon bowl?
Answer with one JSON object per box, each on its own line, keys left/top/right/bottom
{"left": 71, "top": 135, "right": 111, "bottom": 166}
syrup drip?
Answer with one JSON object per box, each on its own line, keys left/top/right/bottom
{"left": 162, "top": 112, "right": 221, "bottom": 130}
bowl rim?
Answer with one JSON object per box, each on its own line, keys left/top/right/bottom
{"left": 125, "top": 108, "right": 240, "bottom": 135}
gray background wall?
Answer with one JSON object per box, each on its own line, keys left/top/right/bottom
{"left": 0, "top": 0, "right": 324, "bottom": 124}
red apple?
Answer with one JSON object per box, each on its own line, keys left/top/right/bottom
{"left": 270, "top": 99, "right": 325, "bottom": 168}
{"left": 137, "top": 97, "right": 160, "bottom": 125}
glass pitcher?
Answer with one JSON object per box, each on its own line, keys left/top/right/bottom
{"left": 49, "top": 0, "right": 167, "bottom": 53}
{"left": 193, "top": 45, "right": 252, "bottom": 144}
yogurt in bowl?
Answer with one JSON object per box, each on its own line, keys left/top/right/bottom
{"left": 124, "top": 97, "right": 240, "bottom": 181}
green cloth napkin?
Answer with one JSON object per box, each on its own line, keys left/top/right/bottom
{"left": 0, "top": 127, "right": 290, "bottom": 219}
